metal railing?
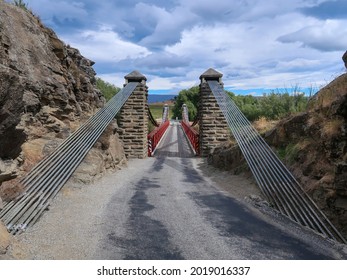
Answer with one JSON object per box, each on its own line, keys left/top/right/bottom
{"left": 181, "top": 120, "right": 199, "bottom": 155}
{"left": 181, "top": 104, "right": 199, "bottom": 155}
{"left": 207, "top": 80, "right": 346, "bottom": 243}
{"left": 0, "top": 82, "right": 139, "bottom": 234}
{"left": 147, "top": 120, "right": 170, "bottom": 156}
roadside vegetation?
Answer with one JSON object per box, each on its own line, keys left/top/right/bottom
{"left": 172, "top": 86, "right": 310, "bottom": 122}
{"left": 96, "top": 78, "right": 120, "bottom": 101}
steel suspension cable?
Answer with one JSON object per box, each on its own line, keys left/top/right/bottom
{"left": 211, "top": 82, "right": 337, "bottom": 239}
{"left": 207, "top": 80, "right": 346, "bottom": 243}
{"left": 0, "top": 82, "right": 139, "bottom": 234}
{"left": 148, "top": 106, "right": 159, "bottom": 127}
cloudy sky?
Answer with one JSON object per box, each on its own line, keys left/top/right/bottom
{"left": 16, "top": 0, "right": 347, "bottom": 94}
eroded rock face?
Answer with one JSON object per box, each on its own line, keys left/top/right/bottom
{"left": 0, "top": 2, "right": 125, "bottom": 198}
{"left": 1, "top": 2, "right": 102, "bottom": 159}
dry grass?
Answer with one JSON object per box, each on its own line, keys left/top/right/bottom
{"left": 253, "top": 117, "right": 278, "bottom": 134}
{"left": 307, "top": 114, "right": 323, "bottom": 127}
{"left": 318, "top": 88, "right": 335, "bottom": 109}
{"left": 308, "top": 73, "right": 347, "bottom": 111}
{"left": 295, "top": 138, "right": 313, "bottom": 150}
{"left": 321, "top": 118, "right": 343, "bottom": 138}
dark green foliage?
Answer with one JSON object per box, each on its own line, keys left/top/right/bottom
{"left": 226, "top": 91, "right": 262, "bottom": 121}
{"left": 13, "top": 0, "right": 28, "bottom": 9}
{"left": 96, "top": 78, "right": 120, "bottom": 101}
{"left": 172, "top": 86, "right": 309, "bottom": 121}
{"left": 256, "top": 92, "right": 308, "bottom": 120}
{"left": 172, "top": 86, "right": 199, "bottom": 120}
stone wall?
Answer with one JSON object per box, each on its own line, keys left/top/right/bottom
{"left": 199, "top": 69, "right": 229, "bottom": 156}
{"left": 118, "top": 73, "right": 148, "bottom": 159}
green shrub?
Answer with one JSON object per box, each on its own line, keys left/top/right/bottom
{"left": 172, "top": 86, "right": 199, "bottom": 120}
{"left": 96, "top": 78, "right": 120, "bottom": 101}
{"left": 172, "top": 86, "right": 309, "bottom": 122}
{"left": 13, "top": 0, "right": 28, "bottom": 9}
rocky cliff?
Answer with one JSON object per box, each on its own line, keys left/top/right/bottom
{"left": 209, "top": 56, "right": 347, "bottom": 239}
{"left": 0, "top": 1, "right": 126, "bottom": 206}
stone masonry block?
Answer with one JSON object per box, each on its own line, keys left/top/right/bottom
{"left": 118, "top": 82, "right": 148, "bottom": 158}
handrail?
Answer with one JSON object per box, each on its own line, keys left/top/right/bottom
{"left": 147, "top": 120, "right": 170, "bottom": 156}
{"left": 181, "top": 120, "right": 199, "bottom": 155}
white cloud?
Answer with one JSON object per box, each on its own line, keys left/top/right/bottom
{"left": 278, "top": 19, "right": 347, "bottom": 51}
{"left": 62, "top": 27, "right": 151, "bottom": 63}
{"left": 26, "top": 0, "right": 347, "bottom": 91}
{"left": 30, "top": 0, "right": 88, "bottom": 24}
{"left": 136, "top": 3, "right": 198, "bottom": 48}
{"left": 277, "top": 57, "right": 320, "bottom": 68}
{"left": 97, "top": 73, "right": 125, "bottom": 87}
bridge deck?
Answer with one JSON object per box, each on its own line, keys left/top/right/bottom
{"left": 154, "top": 121, "right": 194, "bottom": 158}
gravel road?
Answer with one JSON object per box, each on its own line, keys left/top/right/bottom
{"left": 10, "top": 122, "right": 347, "bottom": 259}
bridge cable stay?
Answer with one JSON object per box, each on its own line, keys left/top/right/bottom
{"left": 180, "top": 104, "right": 199, "bottom": 155}
{"left": 207, "top": 80, "right": 346, "bottom": 243}
{"left": 0, "top": 82, "right": 139, "bottom": 234}
{"left": 147, "top": 104, "right": 170, "bottom": 156}
{"left": 147, "top": 106, "right": 159, "bottom": 127}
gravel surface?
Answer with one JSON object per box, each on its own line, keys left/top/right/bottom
{"left": 5, "top": 123, "right": 347, "bottom": 260}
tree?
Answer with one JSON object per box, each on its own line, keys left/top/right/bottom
{"left": 173, "top": 85, "right": 309, "bottom": 122}
{"left": 95, "top": 78, "right": 120, "bottom": 101}
{"left": 172, "top": 86, "right": 199, "bottom": 120}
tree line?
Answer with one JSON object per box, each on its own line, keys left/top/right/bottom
{"left": 172, "top": 86, "right": 309, "bottom": 121}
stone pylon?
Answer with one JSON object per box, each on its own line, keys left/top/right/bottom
{"left": 118, "top": 71, "right": 148, "bottom": 159}
{"left": 199, "top": 68, "right": 229, "bottom": 156}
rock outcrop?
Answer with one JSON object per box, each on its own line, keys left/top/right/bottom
{"left": 265, "top": 73, "right": 347, "bottom": 238}
{"left": 343, "top": 51, "right": 347, "bottom": 69}
{"left": 0, "top": 2, "right": 126, "bottom": 202}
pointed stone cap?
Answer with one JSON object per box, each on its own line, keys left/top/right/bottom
{"left": 200, "top": 68, "right": 223, "bottom": 83}
{"left": 124, "top": 70, "right": 147, "bottom": 84}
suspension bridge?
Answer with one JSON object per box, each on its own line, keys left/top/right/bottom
{"left": 0, "top": 68, "right": 345, "bottom": 250}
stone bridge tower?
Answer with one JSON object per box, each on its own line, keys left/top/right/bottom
{"left": 118, "top": 71, "right": 148, "bottom": 159}
{"left": 199, "top": 68, "right": 229, "bottom": 156}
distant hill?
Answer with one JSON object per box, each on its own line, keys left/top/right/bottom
{"left": 148, "top": 94, "right": 176, "bottom": 103}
